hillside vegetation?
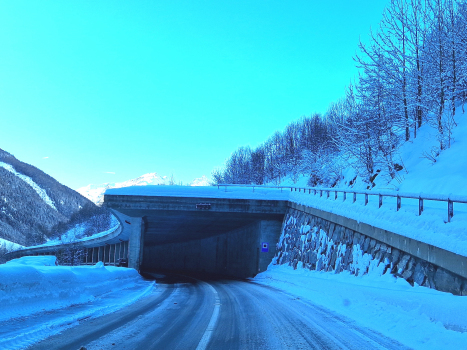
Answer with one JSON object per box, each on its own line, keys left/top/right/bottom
{"left": 213, "top": 0, "right": 467, "bottom": 191}
{"left": 0, "top": 148, "right": 112, "bottom": 247}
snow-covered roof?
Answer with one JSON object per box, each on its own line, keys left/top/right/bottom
{"left": 105, "top": 185, "right": 291, "bottom": 201}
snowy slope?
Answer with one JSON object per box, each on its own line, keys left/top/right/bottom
{"left": 0, "top": 237, "right": 24, "bottom": 251}
{"left": 340, "top": 108, "right": 467, "bottom": 196}
{"left": 269, "top": 109, "right": 467, "bottom": 197}
{"left": 0, "top": 161, "right": 57, "bottom": 210}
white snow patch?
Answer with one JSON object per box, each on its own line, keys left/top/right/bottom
{"left": 189, "top": 175, "right": 211, "bottom": 186}
{"left": 0, "top": 161, "right": 57, "bottom": 210}
{"left": 0, "top": 237, "right": 24, "bottom": 251}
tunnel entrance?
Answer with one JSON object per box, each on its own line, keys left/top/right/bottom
{"left": 140, "top": 219, "right": 283, "bottom": 279}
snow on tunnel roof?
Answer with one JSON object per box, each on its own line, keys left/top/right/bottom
{"left": 104, "top": 185, "right": 291, "bottom": 201}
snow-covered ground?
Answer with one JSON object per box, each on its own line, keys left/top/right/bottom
{"left": 0, "top": 256, "right": 154, "bottom": 349}
{"left": 254, "top": 264, "right": 467, "bottom": 350}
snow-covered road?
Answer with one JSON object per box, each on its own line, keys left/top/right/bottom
{"left": 28, "top": 273, "right": 406, "bottom": 350}
{"left": 3, "top": 257, "right": 466, "bottom": 349}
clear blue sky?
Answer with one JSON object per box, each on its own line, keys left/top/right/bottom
{"left": 0, "top": 0, "right": 387, "bottom": 189}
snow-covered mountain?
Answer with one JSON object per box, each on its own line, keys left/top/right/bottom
{"left": 0, "top": 148, "right": 92, "bottom": 246}
{"left": 78, "top": 173, "right": 212, "bottom": 205}
{"left": 189, "top": 175, "right": 211, "bottom": 187}
{"left": 77, "top": 173, "right": 169, "bottom": 205}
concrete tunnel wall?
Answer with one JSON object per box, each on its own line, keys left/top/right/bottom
{"left": 141, "top": 220, "right": 283, "bottom": 278}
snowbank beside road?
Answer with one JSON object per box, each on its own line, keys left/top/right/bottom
{"left": 254, "top": 264, "right": 467, "bottom": 350}
{"left": 0, "top": 256, "right": 154, "bottom": 349}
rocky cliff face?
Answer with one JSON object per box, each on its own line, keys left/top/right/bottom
{"left": 0, "top": 148, "right": 92, "bottom": 246}
{"left": 274, "top": 207, "right": 467, "bottom": 296}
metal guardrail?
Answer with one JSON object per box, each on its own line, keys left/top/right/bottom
{"left": 5, "top": 224, "right": 129, "bottom": 265}
{"left": 217, "top": 184, "right": 467, "bottom": 223}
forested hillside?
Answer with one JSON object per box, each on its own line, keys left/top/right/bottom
{"left": 213, "top": 0, "right": 467, "bottom": 189}
{"left": 0, "top": 148, "right": 111, "bottom": 246}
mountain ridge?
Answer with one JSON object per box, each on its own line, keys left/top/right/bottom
{"left": 0, "top": 148, "right": 93, "bottom": 246}
{"left": 78, "top": 173, "right": 211, "bottom": 205}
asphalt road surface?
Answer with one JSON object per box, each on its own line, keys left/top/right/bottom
{"left": 29, "top": 273, "right": 409, "bottom": 350}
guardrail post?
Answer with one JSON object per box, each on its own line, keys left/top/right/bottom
{"left": 448, "top": 199, "right": 454, "bottom": 222}
{"left": 320, "top": 190, "right": 323, "bottom": 197}
{"left": 313, "top": 189, "right": 316, "bottom": 195}
{"left": 326, "top": 190, "right": 330, "bottom": 199}
{"left": 397, "top": 195, "right": 401, "bottom": 211}
{"left": 378, "top": 194, "right": 383, "bottom": 208}
{"left": 98, "top": 246, "right": 103, "bottom": 264}
{"left": 309, "top": 189, "right": 311, "bottom": 194}
{"left": 290, "top": 187, "right": 293, "bottom": 192}
{"left": 343, "top": 192, "right": 346, "bottom": 201}
{"left": 335, "top": 191, "right": 338, "bottom": 200}
{"left": 419, "top": 197, "right": 424, "bottom": 216}
{"left": 365, "top": 193, "right": 368, "bottom": 206}
{"left": 353, "top": 192, "right": 356, "bottom": 203}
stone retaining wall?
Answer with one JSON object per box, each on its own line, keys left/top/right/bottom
{"left": 274, "top": 208, "right": 467, "bottom": 296}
